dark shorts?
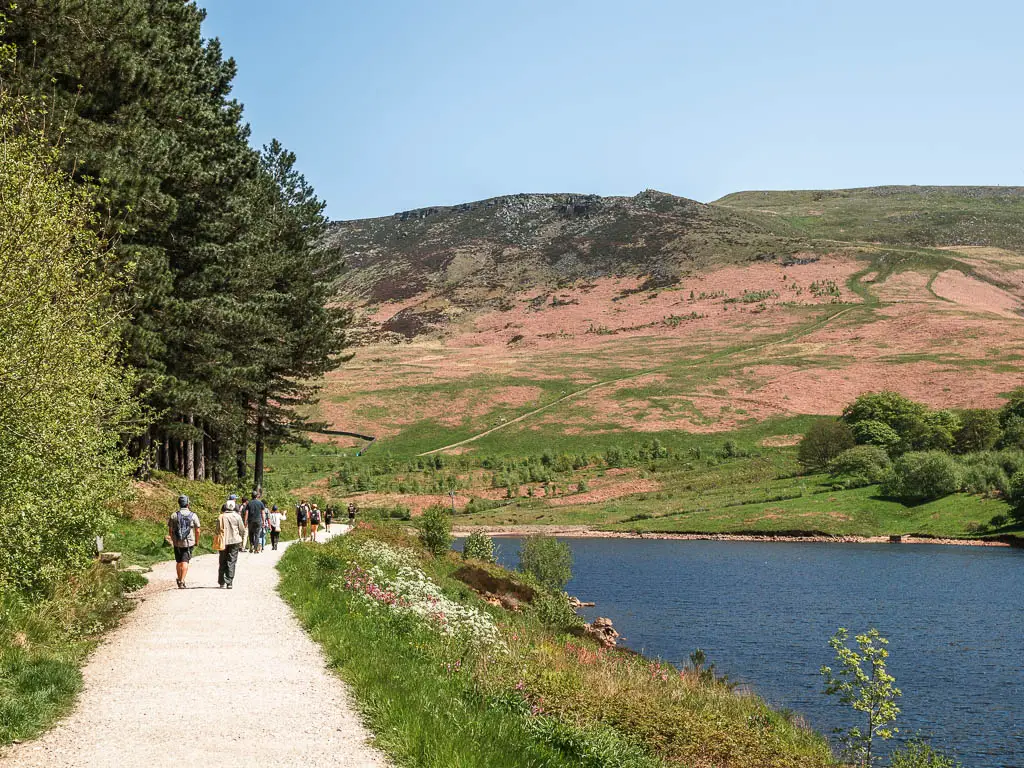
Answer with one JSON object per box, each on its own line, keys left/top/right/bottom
{"left": 173, "top": 546, "right": 194, "bottom": 563}
{"left": 297, "top": 517, "right": 307, "bottom": 526}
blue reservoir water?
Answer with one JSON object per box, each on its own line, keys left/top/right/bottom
{"left": 475, "top": 538, "right": 1024, "bottom": 767}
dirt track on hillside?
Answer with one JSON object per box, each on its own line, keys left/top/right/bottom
{"left": 0, "top": 530, "right": 388, "bottom": 768}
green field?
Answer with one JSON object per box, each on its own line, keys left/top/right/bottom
{"left": 266, "top": 414, "right": 1023, "bottom": 542}
{"left": 715, "top": 186, "right": 1024, "bottom": 253}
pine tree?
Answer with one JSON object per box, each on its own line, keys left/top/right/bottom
{"left": 4, "top": 2, "right": 352, "bottom": 482}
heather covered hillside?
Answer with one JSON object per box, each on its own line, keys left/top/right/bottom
{"left": 311, "top": 186, "right": 1024, "bottom": 460}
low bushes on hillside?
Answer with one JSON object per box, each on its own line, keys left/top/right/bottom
{"left": 418, "top": 504, "right": 453, "bottom": 555}
{"left": 882, "top": 451, "right": 962, "bottom": 503}
{"left": 1008, "top": 472, "right": 1024, "bottom": 520}
{"left": 328, "top": 440, "right": 675, "bottom": 497}
{"left": 462, "top": 531, "right": 496, "bottom": 563}
{"left": 518, "top": 535, "right": 573, "bottom": 592}
{"left": 958, "top": 453, "right": 1011, "bottom": 497}
{"left": 829, "top": 445, "right": 891, "bottom": 489}
{"left": 798, "top": 419, "right": 855, "bottom": 471}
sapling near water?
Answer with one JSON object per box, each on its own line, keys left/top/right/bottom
{"left": 820, "top": 627, "right": 901, "bottom": 767}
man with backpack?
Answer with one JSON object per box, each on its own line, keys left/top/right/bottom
{"left": 168, "top": 495, "right": 201, "bottom": 589}
{"left": 295, "top": 500, "right": 309, "bottom": 541}
{"left": 244, "top": 492, "right": 267, "bottom": 554}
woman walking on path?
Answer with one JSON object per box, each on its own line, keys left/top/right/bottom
{"left": 216, "top": 501, "right": 245, "bottom": 588}
{"left": 309, "top": 504, "right": 322, "bottom": 543}
{"left": 267, "top": 504, "right": 284, "bottom": 550}
{"left": 347, "top": 502, "right": 357, "bottom": 526}
{"left": 324, "top": 505, "right": 333, "bottom": 533}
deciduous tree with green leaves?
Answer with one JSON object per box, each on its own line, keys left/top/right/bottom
{"left": 0, "top": 56, "right": 140, "bottom": 596}
{"left": 518, "top": 535, "right": 573, "bottom": 592}
{"left": 798, "top": 419, "right": 855, "bottom": 471}
{"left": 820, "top": 627, "right": 901, "bottom": 767}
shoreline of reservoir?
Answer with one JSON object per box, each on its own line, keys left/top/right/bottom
{"left": 453, "top": 525, "right": 1018, "bottom": 547}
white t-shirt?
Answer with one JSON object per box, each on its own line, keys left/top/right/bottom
{"left": 268, "top": 512, "right": 283, "bottom": 531}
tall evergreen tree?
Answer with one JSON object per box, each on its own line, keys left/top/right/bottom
{"left": 4, "top": 2, "right": 351, "bottom": 483}
{"left": 224, "top": 140, "right": 352, "bottom": 489}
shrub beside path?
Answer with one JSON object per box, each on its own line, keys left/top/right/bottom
{"left": 1, "top": 527, "right": 388, "bottom": 768}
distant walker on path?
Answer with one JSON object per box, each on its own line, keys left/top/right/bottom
{"left": 296, "top": 500, "right": 309, "bottom": 541}
{"left": 268, "top": 504, "right": 284, "bottom": 550}
{"left": 347, "top": 501, "right": 357, "bottom": 526}
{"left": 216, "top": 501, "right": 245, "bottom": 589}
{"left": 168, "top": 495, "right": 200, "bottom": 589}
{"left": 309, "top": 504, "right": 322, "bottom": 543}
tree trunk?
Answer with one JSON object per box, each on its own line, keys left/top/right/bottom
{"left": 137, "top": 429, "right": 153, "bottom": 479}
{"left": 211, "top": 438, "right": 221, "bottom": 484}
{"left": 253, "top": 439, "right": 264, "bottom": 494}
{"left": 253, "top": 398, "right": 266, "bottom": 493}
{"left": 236, "top": 398, "right": 249, "bottom": 484}
{"left": 196, "top": 419, "right": 206, "bottom": 480}
{"left": 185, "top": 414, "right": 195, "bottom": 480}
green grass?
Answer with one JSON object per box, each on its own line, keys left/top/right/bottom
{"left": 603, "top": 484, "right": 1020, "bottom": 538}
{"left": 715, "top": 187, "right": 1024, "bottom": 254}
{"left": 271, "top": 415, "right": 1022, "bottom": 542}
{"left": 0, "top": 565, "right": 143, "bottom": 745}
{"left": 278, "top": 523, "right": 835, "bottom": 768}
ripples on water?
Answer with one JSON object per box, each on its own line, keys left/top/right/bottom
{"left": 478, "top": 538, "right": 1024, "bottom": 767}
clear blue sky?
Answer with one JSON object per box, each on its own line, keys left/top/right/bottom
{"left": 202, "top": 0, "right": 1023, "bottom": 221}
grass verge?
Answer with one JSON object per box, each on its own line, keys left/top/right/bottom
{"left": 278, "top": 522, "right": 835, "bottom": 768}
{"left": 0, "top": 565, "right": 144, "bottom": 745}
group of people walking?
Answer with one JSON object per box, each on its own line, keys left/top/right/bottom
{"left": 291, "top": 499, "right": 356, "bottom": 541}
{"left": 167, "top": 492, "right": 358, "bottom": 589}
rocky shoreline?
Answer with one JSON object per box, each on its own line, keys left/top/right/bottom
{"left": 453, "top": 525, "right": 1016, "bottom": 548}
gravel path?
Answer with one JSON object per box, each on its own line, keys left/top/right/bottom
{"left": 2, "top": 528, "right": 389, "bottom": 768}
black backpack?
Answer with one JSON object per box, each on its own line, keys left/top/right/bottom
{"left": 175, "top": 510, "right": 194, "bottom": 544}
{"left": 310, "top": 508, "right": 321, "bottom": 524}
